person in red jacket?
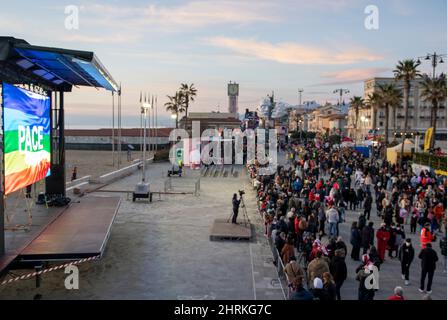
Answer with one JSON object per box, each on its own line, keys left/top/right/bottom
{"left": 420, "top": 223, "right": 433, "bottom": 249}
{"left": 376, "top": 223, "right": 391, "bottom": 262}
{"left": 388, "top": 286, "right": 404, "bottom": 300}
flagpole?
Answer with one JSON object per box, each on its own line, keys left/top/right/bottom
{"left": 147, "top": 93, "right": 151, "bottom": 161}
{"left": 155, "top": 95, "right": 158, "bottom": 153}
{"left": 151, "top": 95, "right": 155, "bottom": 156}
{"left": 139, "top": 91, "right": 143, "bottom": 153}
{"left": 117, "top": 83, "right": 122, "bottom": 168}
{"left": 112, "top": 91, "right": 115, "bottom": 167}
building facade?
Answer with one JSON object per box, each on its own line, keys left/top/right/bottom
{"left": 348, "top": 77, "right": 447, "bottom": 147}
{"left": 179, "top": 112, "right": 241, "bottom": 135}
{"left": 307, "top": 104, "right": 348, "bottom": 134}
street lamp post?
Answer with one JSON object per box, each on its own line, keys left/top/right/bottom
{"left": 133, "top": 101, "right": 151, "bottom": 202}
{"left": 333, "top": 88, "right": 350, "bottom": 105}
{"left": 417, "top": 52, "right": 446, "bottom": 79}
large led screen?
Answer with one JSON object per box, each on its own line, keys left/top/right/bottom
{"left": 2, "top": 83, "right": 51, "bottom": 195}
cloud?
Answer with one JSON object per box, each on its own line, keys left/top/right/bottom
{"left": 82, "top": 1, "right": 276, "bottom": 29}
{"left": 206, "top": 37, "right": 384, "bottom": 65}
{"left": 318, "top": 67, "right": 390, "bottom": 84}
{"left": 61, "top": 33, "right": 141, "bottom": 44}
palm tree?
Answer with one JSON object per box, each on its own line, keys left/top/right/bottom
{"left": 394, "top": 59, "right": 421, "bottom": 167}
{"left": 165, "top": 92, "right": 185, "bottom": 129}
{"left": 366, "top": 92, "right": 381, "bottom": 131}
{"left": 392, "top": 100, "right": 398, "bottom": 133}
{"left": 377, "top": 83, "right": 402, "bottom": 147}
{"left": 350, "top": 96, "right": 364, "bottom": 142}
{"left": 420, "top": 73, "right": 447, "bottom": 149}
{"left": 179, "top": 83, "right": 197, "bottom": 120}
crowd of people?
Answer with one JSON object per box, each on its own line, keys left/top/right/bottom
{"left": 247, "top": 135, "right": 447, "bottom": 300}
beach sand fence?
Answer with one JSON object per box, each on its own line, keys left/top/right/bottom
{"left": 163, "top": 176, "right": 201, "bottom": 196}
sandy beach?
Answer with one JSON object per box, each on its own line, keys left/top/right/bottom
{"left": 65, "top": 150, "right": 140, "bottom": 181}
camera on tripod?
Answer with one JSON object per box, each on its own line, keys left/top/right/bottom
{"left": 238, "top": 190, "right": 245, "bottom": 196}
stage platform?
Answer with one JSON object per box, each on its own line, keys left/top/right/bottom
{"left": 17, "top": 196, "right": 121, "bottom": 261}
{"left": 209, "top": 219, "right": 252, "bottom": 241}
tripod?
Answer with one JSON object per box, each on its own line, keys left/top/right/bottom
{"left": 227, "top": 194, "right": 251, "bottom": 226}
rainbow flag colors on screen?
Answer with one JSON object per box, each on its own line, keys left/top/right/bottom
{"left": 3, "top": 83, "right": 51, "bottom": 195}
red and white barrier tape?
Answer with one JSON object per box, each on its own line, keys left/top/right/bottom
{"left": 1, "top": 255, "right": 100, "bottom": 286}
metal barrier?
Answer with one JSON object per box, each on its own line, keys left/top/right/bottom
{"left": 268, "top": 238, "right": 291, "bottom": 300}
{"left": 250, "top": 173, "right": 311, "bottom": 300}
{"left": 164, "top": 177, "right": 200, "bottom": 197}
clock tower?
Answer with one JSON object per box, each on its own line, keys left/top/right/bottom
{"left": 227, "top": 82, "right": 239, "bottom": 115}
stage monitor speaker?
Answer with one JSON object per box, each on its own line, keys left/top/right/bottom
{"left": 45, "top": 164, "right": 66, "bottom": 196}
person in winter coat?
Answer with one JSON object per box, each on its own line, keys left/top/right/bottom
{"left": 419, "top": 243, "right": 439, "bottom": 294}
{"left": 307, "top": 251, "right": 330, "bottom": 286}
{"left": 410, "top": 210, "right": 419, "bottom": 234}
{"left": 398, "top": 238, "right": 415, "bottom": 286}
{"left": 274, "top": 231, "right": 286, "bottom": 265}
{"left": 395, "top": 225, "right": 406, "bottom": 249}
{"left": 290, "top": 277, "right": 314, "bottom": 301}
{"left": 348, "top": 189, "right": 358, "bottom": 211}
{"left": 317, "top": 205, "right": 326, "bottom": 237}
{"left": 439, "top": 234, "right": 447, "bottom": 273}
{"left": 364, "top": 193, "right": 373, "bottom": 220}
{"left": 383, "top": 204, "right": 394, "bottom": 226}
{"left": 326, "top": 237, "right": 337, "bottom": 260}
{"left": 284, "top": 257, "right": 304, "bottom": 285}
{"left": 329, "top": 249, "right": 347, "bottom": 300}
{"left": 326, "top": 204, "right": 339, "bottom": 237}
{"left": 357, "top": 188, "right": 365, "bottom": 209}
{"left": 388, "top": 286, "right": 405, "bottom": 300}
{"left": 350, "top": 221, "right": 362, "bottom": 261}
{"left": 387, "top": 224, "right": 398, "bottom": 259}
{"left": 335, "top": 236, "right": 348, "bottom": 258}
{"left": 368, "top": 246, "right": 382, "bottom": 270}
{"left": 322, "top": 272, "right": 337, "bottom": 301}
{"left": 420, "top": 223, "right": 434, "bottom": 249}
{"left": 358, "top": 213, "right": 367, "bottom": 231}
{"left": 356, "top": 262, "right": 376, "bottom": 300}
{"left": 306, "top": 214, "right": 318, "bottom": 238}
{"left": 376, "top": 224, "right": 391, "bottom": 262}
{"left": 311, "top": 277, "right": 330, "bottom": 301}
{"left": 281, "top": 238, "right": 295, "bottom": 264}
{"left": 362, "top": 222, "right": 375, "bottom": 254}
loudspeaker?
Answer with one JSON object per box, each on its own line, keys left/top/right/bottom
{"left": 45, "top": 164, "right": 66, "bottom": 196}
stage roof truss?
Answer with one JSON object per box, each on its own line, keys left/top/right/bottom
{"left": 0, "top": 37, "right": 118, "bottom": 92}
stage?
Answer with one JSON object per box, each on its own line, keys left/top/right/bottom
{"left": 0, "top": 196, "right": 120, "bottom": 273}
{"left": 209, "top": 218, "right": 252, "bottom": 241}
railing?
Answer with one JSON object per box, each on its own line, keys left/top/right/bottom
{"left": 414, "top": 152, "right": 447, "bottom": 171}
{"left": 268, "top": 238, "right": 291, "bottom": 300}
{"left": 250, "top": 170, "right": 312, "bottom": 300}
{"left": 250, "top": 173, "right": 289, "bottom": 300}
{"left": 164, "top": 176, "right": 200, "bottom": 197}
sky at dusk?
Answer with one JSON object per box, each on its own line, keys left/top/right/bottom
{"left": 2, "top": 0, "right": 447, "bottom": 128}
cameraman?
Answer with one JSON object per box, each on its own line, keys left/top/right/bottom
{"left": 232, "top": 192, "right": 242, "bottom": 224}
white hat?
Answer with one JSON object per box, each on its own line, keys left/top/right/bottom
{"left": 313, "top": 277, "right": 323, "bottom": 289}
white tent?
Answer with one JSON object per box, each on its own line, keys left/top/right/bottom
{"left": 387, "top": 139, "right": 415, "bottom": 164}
